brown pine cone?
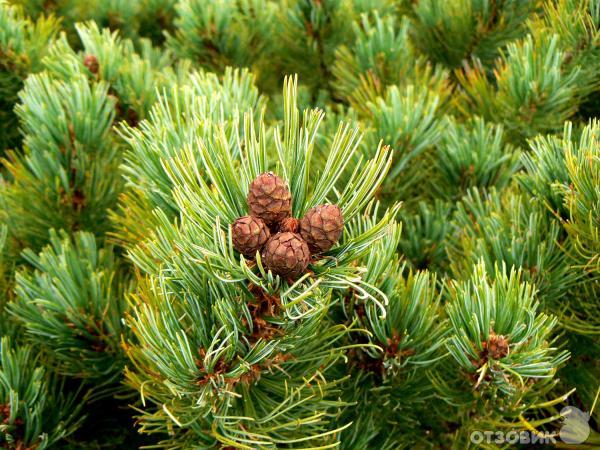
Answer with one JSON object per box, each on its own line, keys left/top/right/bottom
{"left": 247, "top": 172, "right": 292, "bottom": 225}
{"left": 299, "top": 204, "right": 343, "bottom": 253}
{"left": 83, "top": 54, "right": 99, "bottom": 74}
{"left": 261, "top": 232, "right": 310, "bottom": 279}
{"left": 232, "top": 216, "right": 270, "bottom": 257}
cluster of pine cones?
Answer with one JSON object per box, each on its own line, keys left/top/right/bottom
{"left": 231, "top": 172, "right": 344, "bottom": 279}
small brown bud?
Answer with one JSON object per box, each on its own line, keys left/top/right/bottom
{"left": 486, "top": 333, "right": 509, "bottom": 360}
{"left": 83, "top": 54, "right": 99, "bottom": 74}
{"left": 279, "top": 217, "right": 299, "bottom": 233}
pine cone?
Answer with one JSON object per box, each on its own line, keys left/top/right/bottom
{"left": 261, "top": 232, "right": 310, "bottom": 279}
{"left": 299, "top": 204, "right": 343, "bottom": 253}
{"left": 83, "top": 54, "right": 99, "bottom": 74}
{"left": 232, "top": 216, "right": 270, "bottom": 257}
{"left": 247, "top": 173, "right": 292, "bottom": 225}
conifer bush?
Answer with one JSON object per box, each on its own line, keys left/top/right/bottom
{"left": 0, "top": 0, "right": 598, "bottom": 448}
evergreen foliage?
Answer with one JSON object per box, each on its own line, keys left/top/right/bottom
{"left": 10, "top": 231, "right": 129, "bottom": 390}
{"left": 0, "top": 0, "right": 58, "bottom": 153}
{"left": 0, "top": 337, "right": 84, "bottom": 449}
